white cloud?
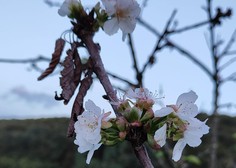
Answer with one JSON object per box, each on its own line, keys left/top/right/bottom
{"left": 7, "top": 86, "right": 59, "bottom": 108}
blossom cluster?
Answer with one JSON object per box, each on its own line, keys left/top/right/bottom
{"left": 58, "top": 0, "right": 141, "bottom": 40}
{"left": 73, "top": 88, "right": 209, "bottom": 164}
{"left": 57, "top": 0, "right": 209, "bottom": 165}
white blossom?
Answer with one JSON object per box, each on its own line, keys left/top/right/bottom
{"left": 126, "top": 88, "right": 157, "bottom": 103}
{"left": 172, "top": 118, "right": 209, "bottom": 161}
{"left": 154, "top": 124, "right": 167, "bottom": 147}
{"left": 58, "top": 0, "right": 79, "bottom": 17}
{"left": 74, "top": 99, "right": 110, "bottom": 164}
{"left": 155, "top": 91, "right": 198, "bottom": 120}
{"left": 101, "top": 0, "right": 141, "bottom": 41}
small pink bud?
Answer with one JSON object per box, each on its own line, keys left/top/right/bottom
{"left": 119, "top": 131, "right": 127, "bottom": 140}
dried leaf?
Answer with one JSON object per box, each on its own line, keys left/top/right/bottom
{"left": 59, "top": 43, "right": 84, "bottom": 105}
{"left": 60, "top": 48, "right": 77, "bottom": 105}
{"left": 73, "top": 47, "right": 82, "bottom": 86}
{"left": 38, "top": 38, "right": 65, "bottom": 80}
{"left": 67, "top": 73, "right": 93, "bottom": 137}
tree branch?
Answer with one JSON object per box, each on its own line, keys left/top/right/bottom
{"left": 81, "top": 35, "right": 120, "bottom": 115}
{"left": 107, "top": 71, "right": 137, "bottom": 87}
{"left": 219, "top": 30, "right": 236, "bottom": 58}
{"left": 141, "top": 10, "right": 177, "bottom": 75}
{"left": 81, "top": 35, "right": 154, "bottom": 167}
{"left": 128, "top": 34, "right": 143, "bottom": 86}
{"left": 137, "top": 18, "right": 213, "bottom": 79}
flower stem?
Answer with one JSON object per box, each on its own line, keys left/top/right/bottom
{"left": 82, "top": 35, "right": 120, "bottom": 116}
{"left": 82, "top": 34, "right": 154, "bottom": 168}
{"left": 133, "top": 145, "right": 154, "bottom": 168}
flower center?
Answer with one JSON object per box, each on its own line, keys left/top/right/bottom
{"left": 115, "top": 7, "right": 128, "bottom": 19}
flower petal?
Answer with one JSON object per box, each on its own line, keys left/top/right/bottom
{"left": 103, "top": 18, "right": 119, "bottom": 35}
{"left": 176, "top": 91, "right": 198, "bottom": 107}
{"left": 154, "top": 107, "right": 173, "bottom": 117}
{"left": 119, "top": 18, "right": 136, "bottom": 34}
{"left": 177, "top": 103, "right": 198, "bottom": 119}
{"left": 101, "top": 0, "right": 116, "bottom": 15}
{"left": 184, "top": 118, "right": 209, "bottom": 147}
{"left": 154, "top": 124, "right": 167, "bottom": 147}
{"left": 85, "top": 99, "right": 101, "bottom": 116}
{"left": 172, "top": 139, "right": 186, "bottom": 162}
{"left": 86, "top": 143, "right": 102, "bottom": 164}
{"left": 184, "top": 131, "right": 202, "bottom": 147}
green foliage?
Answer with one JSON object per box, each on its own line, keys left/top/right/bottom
{"left": 0, "top": 115, "right": 235, "bottom": 168}
{"left": 183, "top": 155, "right": 201, "bottom": 166}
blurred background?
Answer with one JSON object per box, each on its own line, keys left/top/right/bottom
{"left": 0, "top": 0, "right": 236, "bottom": 167}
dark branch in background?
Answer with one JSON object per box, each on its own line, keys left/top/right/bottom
{"left": 44, "top": 0, "right": 60, "bottom": 7}
{"left": 223, "top": 72, "right": 236, "bottom": 82}
{"left": 137, "top": 1, "right": 234, "bottom": 168}
{"left": 138, "top": 17, "right": 213, "bottom": 79}
{"left": 167, "top": 41, "right": 213, "bottom": 78}
{"left": 141, "top": 10, "right": 177, "bottom": 75}
{"left": 107, "top": 71, "right": 137, "bottom": 87}
{"left": 219, "top": 30, "right": 236, "bottom": 58}
{"left": 0, "top": 56, "right": 53, "bottom": 72}
{"left": 0, "top": 56, "right": 51, "bottom": 64}
{"left": 128, "top": 34, "right": 142, "bottom": 86}
{"left": 207, "top": 1, "right": 220, "bottom": 168}
{"left": 219, "top": 57, "right": 236, "bottom": 71}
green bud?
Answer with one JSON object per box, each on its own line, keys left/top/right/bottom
{"left": 69, "top": 2, "right": 85, "bottom": 19}
{"left": 102, "top": 139, "right": 119, "bottom": 146}
{"left": 118, "top": 100, "right": 131, "bottom": 112}
{"left": 119, "top": 131, "right": 127, "bottom": 140}
{"left": 124, "top": 106, "right": 141, "bottom": 122}
{"left": 140, "top": 109, "right": 154, "bottom": 123}
{"left": 115, "top": 116, "right": 128, "bottom": 132}
{"left": 101, "top": 121, "right": 112, "bottom": 129}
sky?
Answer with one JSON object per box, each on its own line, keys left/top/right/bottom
{"left": 0, "top": 0, "right": 236, "bottom": 119}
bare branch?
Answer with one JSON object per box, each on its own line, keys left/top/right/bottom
{"left": 138, "top": 17, "right": 213, "bottom": 79}
{"left": 222, "top": 72, "right": 236, "bottom": 82}
{"left": 219, "top": 102, "right": 236, "bottom": 109}
{"left": 141, "top": 10, "right": 177, "bottom": 74}
{"left": 219, "top": 56, "right": 236, "bottom": 71}
{"left": 0, "top": 56, "right": 51, "bottom": 64}
{"left": 44, "top": 0, "right": 60, "bottom": 7}
{"left": 168, "top": 20, "right": 209, "bottom": 34}
{"left": 167, "top": 41, "right": 213, "bottom": 79}
{"left": 219, "top": 30, "right": 236, "bottom": 58}
{"left": 128, "top": 34, "right": 143, "bottom": 86}
{"left": 107, "top": 71, "right": 137, "bottom": 87}
{"left": 224, "top": 50, "right": 236, "bottom": 56}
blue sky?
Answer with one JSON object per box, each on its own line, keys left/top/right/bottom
{"left": 0, "top": 0, "right": 236, "bottom": 119}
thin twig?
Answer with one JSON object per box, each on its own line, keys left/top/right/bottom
{"left": 167, "top": 41, "right": 213, "bottom": 79}
{"left": 0, "top": 56, "right": 51, "bottom": 64}
{"left": 128, "top": 34, "right": 142, "bottom": 85}
{"left": 107, "top": 71, "right": 136, "bottom": 87}
{"left": 141, "top": 10, "right": 177, "bottom": 74}
{"left": 222, "top": 72, "right": 236, "bottom": 82}
{"left": 219, "top": 29, "right": 236, "bottom": 58}
{"left": 168, "top": 20, "right": 209, "bottom": 34}
{"left": 219, "top": 56, "right": 236, "bottom": 71}
{"left": 138, "top": 18, "right": 213, "bottom": 79}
